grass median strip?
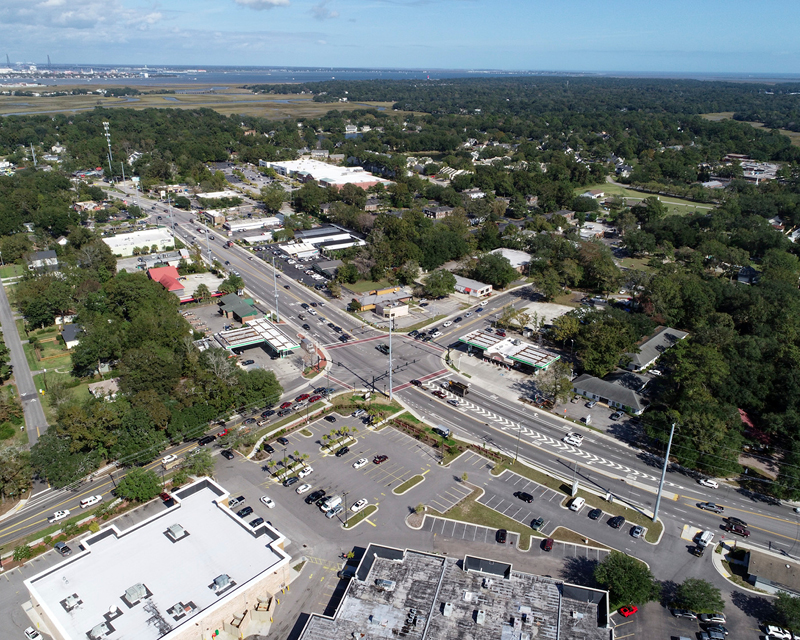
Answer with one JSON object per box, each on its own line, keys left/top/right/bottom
{"left": 393, "top": 474, "right": 425, "bottom": 495}
{"left": 428, "top": 487, "right": 540, "bottom": 551}
{"left": 549, "top": 526, "right": 609, "bottom": 549}
{"left": 343, "top": 504, "right": 378, "bottom": 529}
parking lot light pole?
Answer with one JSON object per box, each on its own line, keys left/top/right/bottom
{"left": 342, "top": 491, "right": 349, "bottom": 526}
{"left": 388, "top": 318, "right": 393, "bottom": 402}
{"left": 653, "top": 422, "right": 676, "bottom": 522}
{"left": 271, "top": 256, "right": 280, "bottom": 322}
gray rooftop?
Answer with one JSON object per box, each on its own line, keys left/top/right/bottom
{"left": 572, "top": 374, "right": 646, "bottom": 413}
{"left": 298, "top": 546, "right": 608, "bottom": 640}
{"left": 626, "top": 326, "right": 688, "bottom": 369}
{"left": 26, "top": 479, "right": 289, "bottom": 640}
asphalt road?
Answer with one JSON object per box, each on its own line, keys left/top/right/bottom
{"left": 0, "top": 281, "right": 47, "bottom": 444}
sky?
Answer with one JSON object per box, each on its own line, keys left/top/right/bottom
{"left": 2, "top": 0, "right": 799, "bottom": 74}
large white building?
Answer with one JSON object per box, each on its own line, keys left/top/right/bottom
{"left": 267, "top": 158, "right": 391, "bottom": 190}
{"left": 102, "top": 228, "right": 175, "bottom": 257}
{"left": 24, "top": 479, "right": 292, "bottom": 640}
{"left": 223, "top": 217, "right": 282, "bottom": 233}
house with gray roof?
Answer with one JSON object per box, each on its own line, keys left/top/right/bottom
{"left": 572, "top": 373, "right": 647, "bottom": 415}
{"left": 625, "top": 326, "right": 689, "bottom": 372}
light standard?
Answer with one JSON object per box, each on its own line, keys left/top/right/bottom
{"left": 653, "top": 422, "right": 676, "bottom": 522}
{"left": 342, "top": 491, "right": 349, "bottom": 527}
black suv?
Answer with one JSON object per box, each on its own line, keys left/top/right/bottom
{"left": 514, "top": 491, "right": 534, "bottom": 503}
{"left": 262, "top": 443, "right": 275, "bottom": 454}
{"left": 283, "top": 477, "right": 299, "bottom": 487}
{"left": 237, "top": 506, "right": 254, "bottom": 518}
{"left": 198, "top": 435, "right": 216, "bottom": 446}
{"left": 609, "top": 515, "right": 626, "bottom": 529}
{"left": 588, "top": 508, "right": 603, "bottom": 520}
{"left": 306, "top": 489, "right": 326, "bottom": 504}
{"left": 221, "top": 449, "right": 235, "bottom": 460}
{"left": 336, "top": 446, "right": 350, "bottom": 457}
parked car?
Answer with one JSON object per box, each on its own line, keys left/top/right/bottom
{"left": 543, "top": 538, "right": 554, "bottom": 552}
{"left": 236, "top": 506, "right": 254, "bottom": 518}
{"left": 353, "top": 458, "right": 368, "bottom": 469}
{"left": 631, "top": 525, "right": 645, "bottom": 538}
{"left": 610, "top": 411, "right": 623, "bottom": 420}
{"left": 619, "top": 606, "right": 638, "bottom": 617}
{"left": 585, "top": 400, "right": 597, "bottom": 408}
{"left": 277, "top": 436, "right": 290, "bottom": 446}
{"left": 514, "top": 491, "right": 534, "bottom": 503}
{"left": 588, "top": 508, "right": 603, "bottom": 520}
{"left": 306, "top": 489, "right": 326, "bottom": 504}
{"left": 496, "top": 529, "right": 507, "bottom": 543}
{"left": 698, "top": 502, "right": 724, "bottom": 513}
{"left": 351, "top": 498, "right": 368, "bottom": 513}
{"left": 698, "top": 478, "right": 720, "bottom": 489}
{"left": 298, "top": 466, "right": 313, "bottom": 479}
{"left": 671, "top": 609, "right": 697, "bottom": 620}
{"left": 336, "top": 446, "right": 350, "bottom": 457}
{"left": 228, "top": 495, "right": 246, "bottom": 509}
{"left": 530, "top": 517, "right": 544, "bottom": 531}
{"left": 262, "top": 443, "right": 275, "bottom": 454}
{"left": 283, "top": 477, "right": 300, "bottom": 487}
{"left": 54, "top": 541, "right": 72, "bottom": 556}
{"left": 296, "top": 483, "right": 312, "bottom": 495}
{"left": 703, "top": 625, "right": 729, "bottom": 636}
{"left": 373, "top": 455, "right": 389, "bottom": 464}
{"left": 260, "top": 496, "right": 275, "bottom": 508}
{"left": 242, "top": 359, "right": 255, "bottom": 366}
{"left": 609, "top": 515, "right": 625, "bottom": 529}
{"left": 325, "top": 504, "right": 344, "bottom": 519}
{"left": 324, "top": 415, "right": 337, "bottom": 423}
{"left": 249, "top": 517, "right": 265, "bottom": 527}
{"left": 24, "top": 628, "right": 43, "bottom": 640}
{"left": 699, "top": 614, "right": 726, "bottom": 624}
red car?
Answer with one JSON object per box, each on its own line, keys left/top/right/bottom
{"left": 309, "top": 395, "right": 322, "bottom": 403}
{"left": 295, "top": 393, "right": 310, "bottom": 402}
{"left": 432, "top": 390, "right": 446, "bottom": 398}
{"left": 724, "top": 523, "right": 750, "bottom": 537}
{"left": 280, "top": 401, "right": 293, "bottom": 410}
{"left": 619, "top": 606, "right": 638, "bottom": 618}
{"left": 217, "top": 428, "right": 229, "bottom": 437}
{"left": 373, "top": 455, "right": 389, "bottom": 464}
{"left": 543, "top": 538, "right": 554, "bottom": 552}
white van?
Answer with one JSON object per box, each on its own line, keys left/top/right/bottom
{"left": 697, "top": 530, "right": 715, "bottom": 547}
{"left": 569, "top": 497, "right": 586, "bottom": 512}
{"left": 80, "top": 495, "right": 103, "bottom": 509}
{"left": 320, "top": 495, "right": 342, "bottom": 512}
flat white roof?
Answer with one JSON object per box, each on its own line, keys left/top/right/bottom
{"left": 103, "top": 228, "right": 174, "bottom": 250}
{"left": 197, "top": 190, "right": 240, "bottom": 199}
{"left": 459, "top": 329, "right": 560, "bottom": 369}
{"left": 26, "top": 479, "right": 290, "bottom": 640}
{"left": 268, "top": 158, "right": 391, "bottom": 186}
{"left": 216, "top": 316, "right": 300, "bottom": 352}
{"left": 282, "top": 242, "right": 320, "bottom": 256}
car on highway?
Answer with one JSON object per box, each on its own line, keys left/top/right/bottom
{"left": 543, "top": 538, "right": 554, "bottom": 552}
{"left": 724, "top": 516, "right": 747, "bottom": 528}
{"left": 698, "top": 502, "right": 724, "bottom": 513}
{"left": 698, "top": 478, "right": 720, "bottom": 489}
{"left": 514, "top": 491, "right": 534, "bottom": 503}
{"left": 410, "top": 379, "right": 422, "bottom": 386}
{"left": 588, "top": 508, "right": 603, "bottom": 520}
{"left": 262, "top": 409, "right": 275, "bottom": 418}
{"left": 244, "top": 418, "right": 256, "bottom": 425}
{"left": 351, "top": 498, "right": 368, "bottom": 513}
{"left": 619, "top": 606, "right": 638, "bottom": 617}
{"left": 260, "top": 496, "right": 275, "bottom": 508}
{"left": 609, "top": 515, "right": 625, "bottom": 529}
{"left": 336, "top": 446, "right": 350, "bottom": 457}
{"left": 296, "top": 483, "right": 312, "bottom": 495}
{"left": 353, "top": 458, "right": 368, "bottom": 469}
{"left": 309, "top": 394, "right": 322, "bottom": 403}
{"left": 162, "top": 454, "right": 178, "bottom": 465}
{"left": 465, "top": 311, "right": 473, "bottom": 317}
{"left": 302, "top": 324, "right": 311, "bottom": 330}
{"left": 373, "top": 455, "right": 389, "bottom": 464}
{"left": 80, "top": 495, "right": 103, "bottom": 508}
{"left": 671, "top": 609, "right": 697, "bottom": 620}
{"left": 724, "top": 523, "right": 750, "bottom": 537}
{"left": 198, "top": 435, "right": 216, "bottom": 446}
{"left": 476, "top": 307, "right": 484, "bottom": 313}
{"left": 447, "top": 398, "right": 461, "bottom": 407}
{"left": 236, "top": 506, "right": 253, "bottom": 518}
{"left": 631, "top": 525, "right": 645, "bottom": 538}
{"left": 432, "top": 390, "right": 447, "bottom": 399}
{"left": 530, "top": 517, "right": 544, "bottom": 531}
{"left": 283, "top": 476, "right": 300, "bottom": 487}
{"left": 443, "top": 321, "right": 453, "bottom": 328}
{"left": 496, "top": 529, "right": 507, "bottom": 543}
{"left": 48, "top": 509, "right": 71, "bottom": 523}
{"left": 295, "top": 393, "right": 310, "bottom": 402}
{"left": 221, "top": 449, "right": 235, "bottom": 460}
{"left": 563, "top": 432, "right": 584, "bottom": 446}
{"left": 279, "top": 401, "right": 293, "bottom": 409}
{"left": 24, "top": 627, "right": 43, "bottom": 640}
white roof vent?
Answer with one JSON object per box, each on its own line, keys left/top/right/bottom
{"left": 166, "top": 524, "right": 188, "bottom": 541}
{"left": 443, "top": 602, "right": 453, "bottom": 617}
{"left": 570, "top": 611, "right": 584, "bottom": 619}
{"left": 476, "top": 609, "right": 486, "bottom": 625}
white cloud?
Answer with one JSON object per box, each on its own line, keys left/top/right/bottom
{"left": 232, "top": 0, "right": 290, "bottom": 9}
{"left": 311, "top": 0, "right": 339, "bottom": 20}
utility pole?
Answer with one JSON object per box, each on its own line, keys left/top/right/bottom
{"left": 102, "top": 122, "right": 113, "bottom": 180}
{"left": 120, "top": 161, "right": 126, "bottom": 182}
{"left": 653, "top": 422, "right": 676, "bottom": 522}
{"left": 271, "top": 256, "right": 280, "bottom": 322}
{"left": 388, "top": 317, "right": 393, "bottom": 402}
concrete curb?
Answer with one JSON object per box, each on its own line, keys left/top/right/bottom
{"left": 709, "top": 541, "right": 779, "bottom": 597}
{"left": 0, "top": 497, "right": 28, "bottom": 524}
{"left": 342, "top": 505, "right": 379, "bottom": 531}
{"left": 392, "top": 474, "right": 426, "bottom": 496}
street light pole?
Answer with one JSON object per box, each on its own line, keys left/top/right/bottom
{"left": 388, "top": 317, "right": 393, "bottom": 402}
{"left": 342, "top": 491, "right": 349, "bottom": 527}
{"left": 653, "top": 422, "right": 676, "bottom": 522}
{"left": 514, "top": 423, "right": 522, "bottom": 462}
{"left": 271, "top": 256, "right": 280, "bottom": 322}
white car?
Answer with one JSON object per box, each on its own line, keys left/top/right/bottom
{"left": 765, "top": 626, "right": 792, "bottom": 640}
{"left": 698, "top": 478, "right": 719, "bottom": 489}
{"left": 351, "top": 498, "right": 368, "bottom": 513}
{"left": 80, "top": 495, "right": 103, "bottom": 508}
{"left": 295, "top": 483, "right": 312, "bottom": 494}
{"left": 563, "top": 433, "right": 584, "bottom": 447}
{"left": 24, "top": 628, "right": 42, "bottom": 640}
{"left": 298, "top": 466, "right": 313, "bottom": 479}
{"left": 260, "top": 496, "right": 276, "bottom": 508}
{"left": 308, "top": 309, "right": 317, "bottom": 315}
{"left": 465, "top": 311, "right": 473, "bottom": 317}
{"left": 287, "top": 259, "right": 296, "bottom": 265}
{"left": 162, "top": 454, "right": 178, "bottom": 464}
{"left": 48, "top": 509, "right": 71, "bottom": 523}
{"left": 353, "top": 458, "right": 368, "bottom": 469}
{"left": 443, "top": 321, "right": 453, "bottom": 328}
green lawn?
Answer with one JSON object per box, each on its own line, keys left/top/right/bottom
{"left": 0, "top": 264, "right": 22, "bottom": 278}
{"left": 396, "top": 315, "right": 446, "bottom": 333}
{"left": 345, "top": 279, "right": 395, "bottom": 294}
{"left": 343, "top": 504, "right": 378, "bottom": 529}
{"left": 393, "top": 474, "right": 425, "bottom": 495}
{"left": 577, "top": 182, "right": 715, "bottom": 216}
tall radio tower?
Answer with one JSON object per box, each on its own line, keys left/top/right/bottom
{"left": 102, "top": 122, "right": 114, "bottom": 180}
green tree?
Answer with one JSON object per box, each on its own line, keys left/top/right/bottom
{"left": 471, "top": 253, "right": 518, "bottom": 289}
{"left": 424, "top": 269, "right": 457, "bottom": 298}
{"left": 338, "top": 262, "right": 359, "bottom": 284}
{"left": 551, "top": 314, "right": 580, "bottom": 344}
{"left": 115, "top": 467, "right": 162, "bottom": 502}
{"left": 13, "top": 544, "right": 33, "bottom": 561}
{"left": 594, "top": 551, "right": 661, "bottom": 608}
{"left": 182, "top": 449, "right": 215, "bottom": 478}
{"left": 260, "top": 182, "right": 286, "bottom": 213}
{"left": 219, "top": 274, "right": 245, "bottom": 294}
{"left": 535, "top": 359, "right": 573, "bottom": 405}
{"left": 774, "top": 592, "right": 800, "bottom": 632}
{"left": 675, "top": 578, "right": 724, "bottom": 613}
{"left": 194, "top": 283, "right": 211, "bottom": 303}
{"left": 0, "top": 445, "right": 32, "bottom": 500}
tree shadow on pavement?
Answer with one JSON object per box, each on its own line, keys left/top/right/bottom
{"left": 560, "top": 556, "right": 600, "bottom": 588}
{"left": 659, "top": 580, "right": 678, "bottom": 608}
{"left": 730, "top": 590, "right": 774, "bottom": 621}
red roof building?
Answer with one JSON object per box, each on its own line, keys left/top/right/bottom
{"left": 147, "top": 266, "right": 184, "bottom": 295}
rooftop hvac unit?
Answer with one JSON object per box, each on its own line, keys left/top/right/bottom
{"left": 89, "top": 622, "right": 110, "bottom": 639}
{"left": 64, "top": 595, "right": 81, "bottom": 611}
{"left": 213, "top": 574, "right": 232, "bottom": 591}
{"left": 374, "top": 578, "right": 396, "bottom": 592}
{"left": 443, "top": 602, "right": 453, "bottom": 617}
{"left": 570, "top": 611, "right": 584, "bottom": 619}
{"left": 166, "top": 524, "right": 187, "bottom": 541}
{"left": 124, "top": 583, "right": 147, "bottom": 604}
{"left": 476, "top": 609, "right": 486, "bottom": 625}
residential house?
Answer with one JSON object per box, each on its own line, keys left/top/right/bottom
{"left": 88, "top": 378, "right": 120, "bottom": 401}
{"left": 580, "top": 189, "right": 605, "bottom": 199}
{"left": 738, "top": 266, "right": 760, "bottom": 285}
{"left": 27, "top": 250, "right": 59, "bottom": 273}
{"left": 364, "top": 197, "right": 381, "bottom": 212}
{"left": 217, "top": 293, "right": 258, "bottom": 322}
{"left": 423, "top": 204, "right": 455, "bottom": 220}
{"left": 624, "top": 326, "right": 689, "bottom": 372}
{"left": 61, "top": 324, "right": 83, "bottom": 350}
